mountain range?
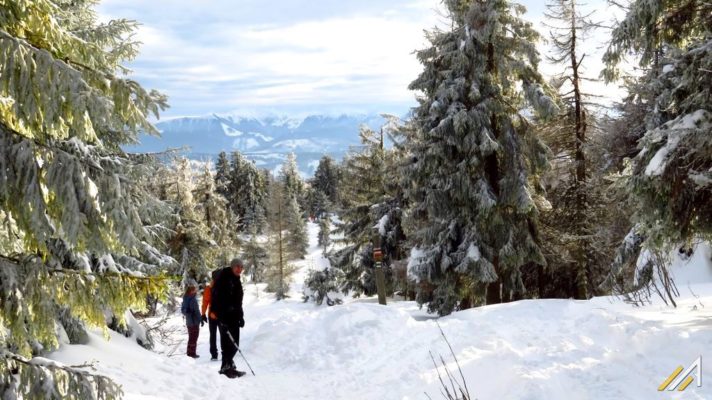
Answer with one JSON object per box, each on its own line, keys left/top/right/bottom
{"left": 127, "top": 113, "right": 392, "bottom": 175}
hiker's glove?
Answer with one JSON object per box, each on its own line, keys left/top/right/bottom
{"left": 201, "top": 314, "right": 208, "bottom": 323}
{"left": 238, "top": 317, "right": 245, "bottom": 328}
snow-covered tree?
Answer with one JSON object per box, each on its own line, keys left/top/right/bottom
{"left": 303, "top": 267, "right": 344, "bottom": 306}
{"left": 194, "top": 163, "right": 240, "bottom": 267}
{"left": 242, "top": 233, "right": 268, "bottom": 283}
{"left": 313, "top": 155, "right": 340, "bottom": 206}
{"left": 0, "top": 1, "right": 169, "bottom": 397}
{"left": 603, "top": 0, "right": 712, "bottom": 249}
{"left": 403, "top": 0, "right": 557, "bottom": 314}
{"left": 279, "top": 154, "right": 308, "bottom": 259}
{"left": 228, "top": 151, "right": 266, "bottom": 233}
{"left": 164, "top": 158, "right": 213, "bottom": 283}
{"left": 214, "top": 151, "right": 231, "bottom": 200}
{"left": 331, "top": 121, "right": 407, "bottom": 297}
{"left": 265, "top": 181, "right": 296, "bottom": 299}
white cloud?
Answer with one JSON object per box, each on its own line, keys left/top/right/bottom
{"left": 99, "top": 0, "right": 628, "bottom": 117}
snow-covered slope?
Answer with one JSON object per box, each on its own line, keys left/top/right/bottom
{"left": 49, "top": 228, "right": 712, "bottom": 399}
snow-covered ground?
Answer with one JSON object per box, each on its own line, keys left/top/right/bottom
{"left": 50, "top": 224, "right": 712, "bottom": 399}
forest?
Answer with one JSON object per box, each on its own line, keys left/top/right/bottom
{"left": 0, "top": 0, "right": 710, "bottom": 398}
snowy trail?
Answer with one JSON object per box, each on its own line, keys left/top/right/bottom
{"left": 50, "top": 225, "right": 712, "bottom": 399}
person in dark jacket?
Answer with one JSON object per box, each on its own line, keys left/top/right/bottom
{"left": 201, "top": 269, "right": 220, "bottom": 361}
{"left": 211, "top": 258, "right": 246, "bottom": 378}
{"left": 181, "top": 279, "right": 201, "bottom": 358}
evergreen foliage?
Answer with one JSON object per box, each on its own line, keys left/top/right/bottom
{"left": 265, "top": 181, "right": 296, "bottom": 299}
{"left": 330, "top": 121, "right": 407, "bottom": 297}
{"left": 603, "top": 0, "right": 712, "bottom": 248}
{"left": 402, "top": 0, "right": 557, "bottom": 315}
{"left": 313, "top": 155, "right": 340, "bottom": 206}
{"left": 303, "top": 267, "right": 344, "bottom": 306}
{"left": 242, "top": 233, "right": 268, "bottom": 283}
{"left": 163, "top": 158, "right": 213, "bottom": 282}
{"left": 227, "top": 151, "right": 267, "bottom": 233}
{"left": 279, "top": 153, "right": 308, "bottom": 259}
{"left": 0, "top": 1, "right": 170, "bottom": 396}
{"left": 214, "top": 151, "right": 231, "bottom": 200}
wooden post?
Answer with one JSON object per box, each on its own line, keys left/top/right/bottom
{"left": 373, "top": 235, "right": 387, "bottom": 305}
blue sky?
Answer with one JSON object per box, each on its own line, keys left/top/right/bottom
{"left": 98, "top": 0, "right": 619, "bottom": 119}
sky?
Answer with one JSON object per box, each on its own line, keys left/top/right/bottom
{"left": 97, "top": 0, "right": 623, "bottom": 119}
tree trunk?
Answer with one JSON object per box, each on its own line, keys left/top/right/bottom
{"left": 570, "top": 0, "right": 589, "bottom": 300}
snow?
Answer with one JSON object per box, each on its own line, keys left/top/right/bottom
{"left": 375, "top": 214, "right": 389, "bottom": 236}
{"left": 48, "top": 225, "right": 712, "bottom": 399}
{"left": 662, "top": 64, "right": 675, "bottom": 74}
{"left": 645, "top": 110, "right": 711, "bottom": 176}
{"left": 220, "top": 123, "right": 243, "bottom": 137}
{"left": 466, "top": 243, "right": 480, "bottom": 261}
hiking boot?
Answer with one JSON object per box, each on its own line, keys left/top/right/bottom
{"left": 187, "top": 354, "right": 200, "bottom": 359}
{"left": 210, "top": 356, "right": 219, "bottom": 361}
{"left": 219, "top": 364, "right": 246, "bottom": 378}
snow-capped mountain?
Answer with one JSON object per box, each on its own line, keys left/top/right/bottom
{"left": 128, "top": 113, "right": 390, "bottom": 174}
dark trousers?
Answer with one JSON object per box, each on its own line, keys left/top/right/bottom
{"left": 208, "top": 317, "right": 219, "bottom": 358}
{"left": 218, "top": 321, "right": 240, "bottom": 369}
{"left": 187, "top": 325, "right": 199, "bottom": 356}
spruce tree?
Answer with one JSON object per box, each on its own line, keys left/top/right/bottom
{"left": 165, "top": 158, "right": 213, "bottom": 283}
{"left": 313, "top": 155, "right": 340, "bottom": 205}
{"left": 242, "top": 233, "right": 268, "bottom": 283}
{"left": 279, "top": 154, "right": 308, "bottom": 259}
{"left": 0, "top": 1, "right": 169, "bottom": 397}
{"left": 194, "top": 163, "right": 239, "bottom": 267}
{"left": 228, "top": 151, "right": 266, "bottom": 233}
{"left": 214, "top": 151, "right": 231, "bottom": 200}
{"left": 603, "top": 0, "right": 712, "bottom": 249}
{"left": 330, "top": 122, "right": 407, "bottom": 297}
{"left": 403, "top": 0, "right": 557, "bottom": 314}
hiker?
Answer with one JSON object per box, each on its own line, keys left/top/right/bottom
{"left": 211, "top": 258, "right": 246, "bottom": 378}
{"left": 201, "top": 269, "right": 220, "bottom": 361}
{"left": 181, "top": 279, "right": 201, "bottom": 358}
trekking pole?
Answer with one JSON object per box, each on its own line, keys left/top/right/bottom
{"left": 224, "top": 329, "right": 256, "bottom": 376}
{"left": 237, "top": 348, "right": 256, "bottom": 376}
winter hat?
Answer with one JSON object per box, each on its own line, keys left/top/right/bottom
{"left": 230, "top": 258, "right": 244, "bottom": 268}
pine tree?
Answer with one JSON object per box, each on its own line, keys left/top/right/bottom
{"left": 603, "top": 0, "right": 712, "bottom": 249}
{"left": 403, "top": 0, "right": 557, "bottom": 315}
{"left": 228, "top": 151, "right": 266, "bottom": 233}
{"left": 313, "top": 155, "right": 340, "bottom": 206}
{"left": 330, "top": 121, "right": 407, "bottom": 297}
{"left": 214, "top": 151, "right": 231, "bottom": 200}
{"left": 242, "top": 233, "right": 268, "bottom": 283}
{"left": 279, "top": 154, "right": 308, "bottom": 259}
{"left": 265, "top": 181, "right": 295, "bottom": 299}
{"left": 194, "top": 163, "right": 239, "bottom": 267}
{"left": 165, "top": 158, "right": 213, "bottom": 283}
{"left": 0, "top": 1, "right": 169, "bottom": 397}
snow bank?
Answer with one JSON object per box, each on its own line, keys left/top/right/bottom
{"left": 48, "top": 226, "right": 712, "bottom": 399}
